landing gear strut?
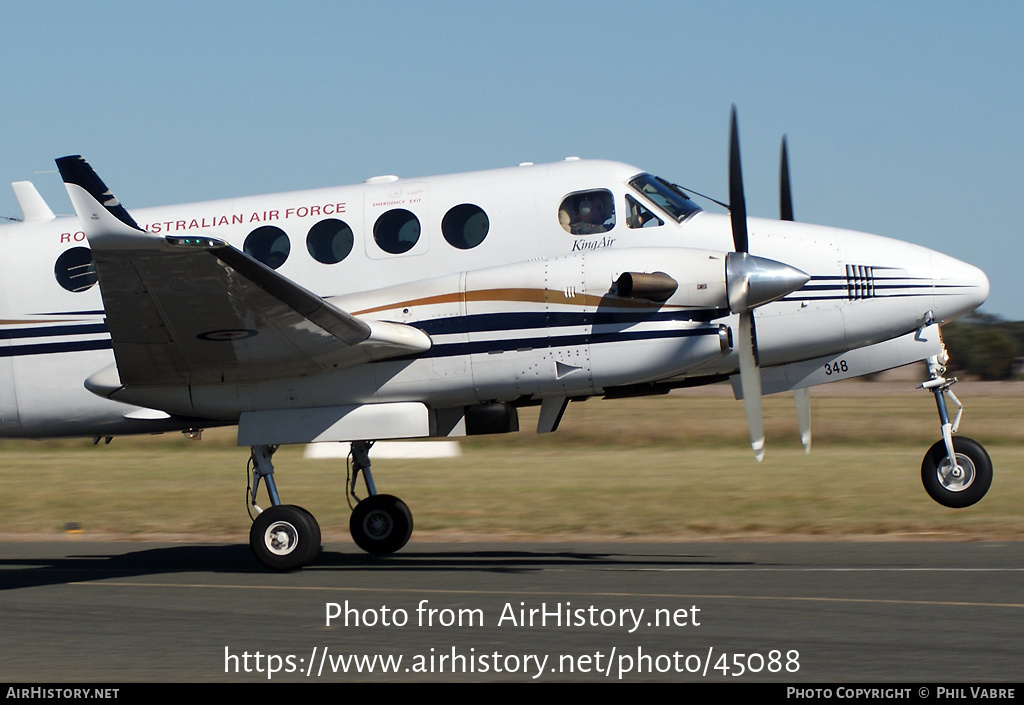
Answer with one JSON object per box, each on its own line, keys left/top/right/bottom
{"left": 919, "top": 354, "right": 992, "bottom": 508}
{"left": 247, "top": 445, "right": 322, "bottom": 570}
{"left": 348, "top": 441, "right": 413, "bottom": 555}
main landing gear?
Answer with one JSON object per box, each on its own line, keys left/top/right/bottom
{"left": 919, "top": 354, "right": 992, "bottom": 508}
{"left": 247, "top": 445, "right": 322, "bottom": 571}
{"left": 347, "top": 441, "right": 414, "bottom": 555}
{"left": 246, "top": 441, "right": 413, "bottom": 571}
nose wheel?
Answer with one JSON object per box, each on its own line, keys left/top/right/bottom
{"left": 921, "top": 437, "right": 992, "bottom": 508}
{"left": 919, "top": 352, "right": 992, "bottom": 508}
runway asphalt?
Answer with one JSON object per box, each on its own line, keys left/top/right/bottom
{"left": 0, "top": 540, "right": 1020, "bottom": 682}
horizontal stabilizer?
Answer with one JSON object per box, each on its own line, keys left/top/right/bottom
{"left": 11, "top": 181, "right": 55, "bottom": 221}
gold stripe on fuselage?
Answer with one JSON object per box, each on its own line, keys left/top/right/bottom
{"left": 352, "top": 287, "right": 688, "bottom": 316}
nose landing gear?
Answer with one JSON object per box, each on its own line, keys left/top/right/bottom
{"left": 921, "top": 436, "right": 992, "bottom": 508}
{"left": 919, "top": 354, "right": 992, "bottom": 508}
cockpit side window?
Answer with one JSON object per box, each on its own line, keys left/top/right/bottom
{"left": 626, "top": 194, "right": 663, "bottom": 229}
{"left": 628, "top": 174, "right": 702, "bottom": 223}
{"left": 558, "top": 189, "right": 616, "bottom": 235}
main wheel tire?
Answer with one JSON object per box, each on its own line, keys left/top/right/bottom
{"left": 921, "top": 436, "right": 992, "bottom": 508}
{"left": 294, "top": 505, "right": 322, "bottom": 565}
{"left": 350, "top": 494, "right": 413, "bottom": 555}
{"left": 250, "top": 504, "right": 320, "bottom": 571}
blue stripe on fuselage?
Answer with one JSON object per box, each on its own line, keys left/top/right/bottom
{"left": 0, "top": 311, "right": 722, "bottom": 361}
{"left": 414, "top": 308, "right": 726, "bottom": 335}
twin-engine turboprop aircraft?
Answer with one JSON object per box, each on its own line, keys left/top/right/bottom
{"left": 0, "top": 110, "right": 991, "bottom": 569}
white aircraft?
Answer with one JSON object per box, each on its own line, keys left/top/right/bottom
{"left": 0, "top": 110, "right": 990, "bottom": 570}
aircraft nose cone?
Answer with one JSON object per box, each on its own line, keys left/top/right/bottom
{"left": 930, "top": 251, "right": 989, "bottom": 321}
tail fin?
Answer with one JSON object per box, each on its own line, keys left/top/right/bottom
{"left": 56, "top": 155, "right": 145, "bottom": 243}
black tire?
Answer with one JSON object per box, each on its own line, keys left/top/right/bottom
{"left": 350, "top": 494, "right": 413, "bottom": 555}
{"left": 250, "top": 504, "right": 320, "bottom": 571}
{"left": 294, "top": 505, "right": 322, "bottom": 565}
{"left": 921, "top": 437, "right": 992, "bottom": 508}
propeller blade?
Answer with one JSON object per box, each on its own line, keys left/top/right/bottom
{"left": 737, "top": 311, "right": 764, "bottom": 461}
{"left": 780, "top": 135, "right": 794, "bottom": 222}
{"left": 782, "top": 136, "right": 809, "bottom": 452}
{"left": 793, "top": 386, "right": 811, "bottom": 453}
{"left": 729, "top": 107, "right": 764, "bottom": 460}
{"left": 728, "top": 106, "right": 749, "bottom": 253}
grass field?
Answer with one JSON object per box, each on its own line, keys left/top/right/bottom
{"left": 0, "top": 381, "right": 1020, "bottom": 541}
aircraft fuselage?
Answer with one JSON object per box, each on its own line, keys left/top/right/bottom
{"left": 0, "top": 159, "right": 988, "bottom": 440}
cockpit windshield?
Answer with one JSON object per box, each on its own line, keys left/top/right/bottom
{"left": 629, "top": 174, "right": 702, "bottom": 223}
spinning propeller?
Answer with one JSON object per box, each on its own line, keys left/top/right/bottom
{"left": 780, "top": 135, "right": 813, "bottom": 454}
{"left": 723, "top": 108, "right": 810, "bottom": 460}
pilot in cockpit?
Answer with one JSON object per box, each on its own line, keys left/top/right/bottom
{"left": 559, "top": 190, "right": 615, "bottom": 235}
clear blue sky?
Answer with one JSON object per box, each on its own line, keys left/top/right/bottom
{"left": 2, "top": 1, "right": 1021, "bottom": 319}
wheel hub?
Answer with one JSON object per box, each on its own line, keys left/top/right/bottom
{"left": 363, "top": 510, "right": 393, "bottom": 540}
{"left": 265, "top": 521, "right": 298, "bottom": 555}
{"left": 937, "top": 453, "right": 976, "bottom": 492}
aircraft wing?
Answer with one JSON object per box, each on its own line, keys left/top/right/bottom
{"left": 56, "top": 156, "right": 431, "bottom": 387}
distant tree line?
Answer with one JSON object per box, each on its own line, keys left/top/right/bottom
{"left": 941, "top": 312, "right": 1023, "bottom": 380}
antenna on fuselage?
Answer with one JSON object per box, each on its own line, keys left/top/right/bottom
{"left": 667, "top": 182, "right": 730, "bottom": 211}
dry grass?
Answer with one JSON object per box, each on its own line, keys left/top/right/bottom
{"left": 0, "top": 383, "right": 1021, "bottom": 541}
